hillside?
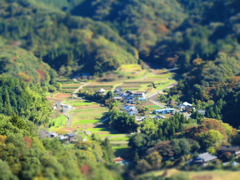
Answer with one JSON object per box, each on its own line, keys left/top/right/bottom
{"left": 0, "top": 0, "right": 240, "bottom": 179}
{"left": 0, "top": 0, "right": 138, "bottom": 75}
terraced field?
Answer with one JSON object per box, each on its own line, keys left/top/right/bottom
{"left": 61, "top": 83, "right": 81, "bottom": 93}
{"left": 83, "top": 85, "right": 113, "bottom": 91}
{"left": 139, "top": 169, "right": 240, "bottom": 180}
{"left": 49, "top": 67, "right": 177, "bottom": 156}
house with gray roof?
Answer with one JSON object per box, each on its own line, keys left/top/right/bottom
{"left": 191, "top": 152, "right": 217, "bottom": 165}
{"left": 219, "top": 145, "right": 240, "bottom": 157}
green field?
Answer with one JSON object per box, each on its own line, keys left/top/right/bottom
{"left": 74, "top": 119, "right": 101, "bottom": 125}
{"left": 50, "top": 114, "right": 68, "bottom": 130}
{"left": 62, "top": 100, "right": 96, "bottom": 106}
{"left": 140, "top": 169, "right": 240, "bottom": 180}
{"left": 147, "top": 105, "right": 162, "bottom": 109}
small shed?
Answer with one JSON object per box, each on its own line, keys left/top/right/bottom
{"left": 49, "top": 132, "right": 59, "bottom": 138}
{"left": 98, "top": 88, "right": 106, "bottom": 93}
{"left": 198, "top": 110, "right": 206, "bottom": 116}
{"left": 136, "top": 116, "right": 145, "bottom": 122}
{"left": 66, "top": 132, "right": 77, "bottom": 142}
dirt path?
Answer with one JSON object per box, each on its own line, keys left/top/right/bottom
{"left": 110, "top": 141, "right": 129, "bottom": 144}
{"left": 63, "top": 82, "right": 89, "bottom": 127}
{"left": 72, "top": 82, "right": 88, "bottom": 99}
{"left": 146, "top": 82, "right": 178, "bottom": 108}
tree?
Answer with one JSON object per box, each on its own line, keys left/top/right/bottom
{"left": 129, "top": 133, "right": 148, "bottom": 149}
{"left": 199, "top": 129, "right": 224, "bottom": 150}
{"left": 0, "top": 160, "right": 16, "bottom": 180}
{"left": 102, "top": 138, "right": 114, "bottom": 162}
{"left": 136, "top": 159, "right": 151, "bottom": 173}
{"left": 145, "top": 151, "right": 162, "bottom": 169}
{"left": 110, "top": 111, "right": 138, "bottom": 133}
{"left": 172, "top": 138, "right": 191, "bottom": 156}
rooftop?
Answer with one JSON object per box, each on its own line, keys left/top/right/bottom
{"left": 220, "top": 145, "right": 240, "bottom": 152}
{"left": 197, "top": 152, "right": 217, "bottom": 162}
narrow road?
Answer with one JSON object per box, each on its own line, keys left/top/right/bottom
{"left": 63, "top": 82, "right": 88, "bottom": 127}
{"left": 150, "top": 99, "right": 165, "bottom": 108}
{"left": 110, "top": 141, "right": 129, "bottom": 144}
{"left": 72, "top": 82, "right": 88, "bottom": 99}
{"left": 62, "top": 106, "right": 73, "bottom": 127}
{"left": 64, "top": 113, "right": 73, "bottom": 127}
{"left": 146, "top": 82, "right": 178, "bottom": 108}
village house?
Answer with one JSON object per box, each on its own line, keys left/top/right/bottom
{"left": 80, "top": 73, "right": 93, "bottom": 80}
{"left": 135, "top": 116, "right": 145, "bottom": 122}
{"left": 113, "top": 157, "right": 129, "bottom": 165}
{"left": 49, "top": 132, "right": 59, "bottom": 138}
{"left": 124, "top": 105, "right": 138, "bottom": 115}
{"left": 114, "top": 87, "right": 124, "bottom": 95}
{"left": 59, "top": 135, "right": 68, "bottom": 141}
{"left": 132, "top": 91, "right": 146, "bottom": 98}
{"left": 219, "top": 145, "right": 240, "bottom": 157}
{"left": 154, "top": 108, "right": 175, "bottom": 115}
{"left": 121, "top": 92, "right": 130, "bottom": 98}
{"left": 113, "top": 96, "right": 123, "bottom": 101}
{"left": 126, "top": 99, "right": 135, "bottom": 104}
{"left": 98, "top": 88, "right": 106, "bottom": 94}
{"left": 128, "top": 109, "right": 138, "bottom": 116}
{"left": 66, "top": 132, "right": 78, "bottom": 142}
{"left": 126, "top": 90, "right": 133, "bottom": 96}
{"left": 138, "top": 97, "right": 147, "bottom": 101}
{"left": 178, "top": 102, "right": 195, "bottom": 112}
{"left": 198, "top": 110, "right": 206, "bottom": 116}
{"left": 191, "top": 152, "right": 217, "bottom": 166}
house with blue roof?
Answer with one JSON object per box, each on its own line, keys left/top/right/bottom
{"left": 154, "top": 108, "right": 175, "bottom": 114}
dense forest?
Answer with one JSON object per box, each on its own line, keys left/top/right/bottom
{"left": 0, "top": 0, "right": 240, "bottom": 179}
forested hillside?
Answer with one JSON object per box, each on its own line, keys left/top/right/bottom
{"left": 1, "top": 0, "right": 240, "bottom": 179}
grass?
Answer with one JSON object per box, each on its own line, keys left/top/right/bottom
{"left": 110, "top": 136, "right": 130, "bottom": 141}
{"left": 73, "top": 119, "right": 101, "bottom": 125}
{"left": 99, "top": 134, "right": 128, "bottom": 137}
{"left": 147, "top": 105, "right": 162, "bottom": 109}
{"left": 50, "top": 115, "right": 68, "bottom": 129}
{"left": 61, "top": 86, "right": 77, "bottom": 89}
{"left": 73, "top": 108, "right": 107, "bottom": 113}
{"left": 170, "top": 170, "right": 240, "bottom": 180}
{"left": 86, "top": 128, "right": 108, "bottom": 132}
{"left": 112, "top": 145, "right": 131, "bottom": 157}
{"left": 139, "top": 169, "right": 240, "bottom": 180}
{"left": 63, "top": 100, "right": 96, "bottom": 106}
{"left": 61, "top": 90, "right": 73, "bottom": 93}
{"left": 119, "top": 64, "right": 142, "bottom": 72}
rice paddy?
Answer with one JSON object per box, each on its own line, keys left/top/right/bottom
{"left": 50, "top": 66, "right": 177, "bottom": 154}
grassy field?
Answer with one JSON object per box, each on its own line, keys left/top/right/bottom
{"left": 117, "top": 64, "right": 149, "bottom": 79}
{"left": 139, "top": 169, "right": 240, "bottom": 180}
{"left": 147, "top": 105, "right": 162, "bottom": 109}
{"left": 49, "top": 114, "right": 68, "bottom": 131}
{"left": 61, "top": 99, "right": 108, "bottom": 127}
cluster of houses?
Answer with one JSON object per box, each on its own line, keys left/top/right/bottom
{"left": 41, "top": 131, "right": 80, "bottom": 143}
{"left": 191, "top": 145, "right": 240, "bottom": 166}
{"left": 114, "top": 87, "right": 147, "bottom": 102}
{"left": 110, "top": 86, "right": 207, "bottom": 123}
{"left": 54, "top": 101, "right": 72, "bottom": 113}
